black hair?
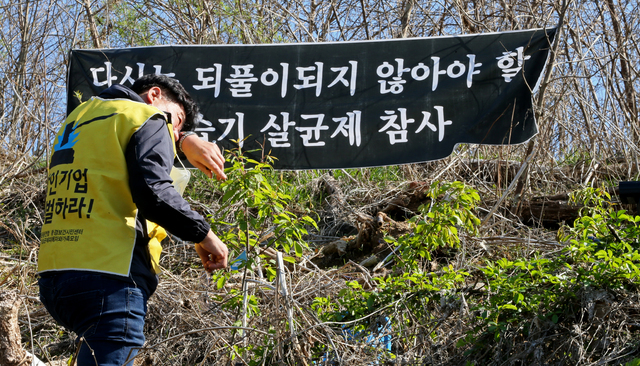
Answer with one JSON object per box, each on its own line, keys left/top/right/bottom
{"left": 131, "top": 74, "right": 200, "bottom": 131}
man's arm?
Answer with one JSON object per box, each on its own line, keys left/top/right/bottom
{"left": 126, "top": 119, "right": 228, "bottom": 269}
{"left": 179, "top": 134, "right": 227, "bottom": 180}
{"left": 196, "top": 231, "right": 228, "bottom": 271}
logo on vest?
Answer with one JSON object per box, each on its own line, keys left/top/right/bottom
{"left": 50, "top": 112, "right": 117, "bottom": 168}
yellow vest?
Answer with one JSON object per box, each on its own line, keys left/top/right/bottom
{"left": 38, "top": 97, "right": 174, "bottom": 276}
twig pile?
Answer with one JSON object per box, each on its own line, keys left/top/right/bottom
{"left": 2, "top": 152, "right": 640, "bottom": 364}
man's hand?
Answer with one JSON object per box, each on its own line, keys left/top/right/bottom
{"left": 195, "top": 230, "right": 228, "bottom": 272}
{"left": 181, "top": 135, "right": 227, "bottom": 180}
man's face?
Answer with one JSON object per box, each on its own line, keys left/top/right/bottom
{"left": 155, "top": 98, "right": 186, "bottom": 141}
{"left": 141, "top": 86, "right": 186, "bottom": 141}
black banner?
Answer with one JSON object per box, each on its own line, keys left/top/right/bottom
{"left": 68, "top": 28, "right": 556, "bottom": 170}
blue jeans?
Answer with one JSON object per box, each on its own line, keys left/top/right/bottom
{"left": 38, "top": 272, "right": 147, "bottom": 366}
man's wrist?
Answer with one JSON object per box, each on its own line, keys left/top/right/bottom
{"left": 177, "top": 131, "right": 197, "bottom": 154}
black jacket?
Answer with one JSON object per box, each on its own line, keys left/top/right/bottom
{"left": 99, "top": 84, "right": 210, "bottom": 296}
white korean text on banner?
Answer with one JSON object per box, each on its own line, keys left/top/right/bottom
{"left": 67, "top": 28, "right": 557, "bottom": 170}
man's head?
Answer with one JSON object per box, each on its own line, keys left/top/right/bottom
{"left": 132, "top": 74, "right": 200, "bottom": 137}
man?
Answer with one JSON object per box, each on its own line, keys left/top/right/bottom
{"left": 37, "top": 74, "right": 228, "bottom": 366}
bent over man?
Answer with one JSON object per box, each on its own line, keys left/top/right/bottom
{"left": 37, "top": 74, "right": 228, "bottom": 366}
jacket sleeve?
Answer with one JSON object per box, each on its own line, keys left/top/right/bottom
{"left": 125, "top": 117, "right": 210, "bottom": 243}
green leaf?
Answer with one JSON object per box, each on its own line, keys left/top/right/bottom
{"left": 366, "top": 295, "right": 375, "bottom": 310}
{"left": 222, "top": 187, "right": 239, "bottom": 202}
{"left": 216, "top": 275, "right": 226, "bottom": 290}
{"left": 294, "top": 242, "right": 303, "bottom": 257}
{"left": 514, "top": 293, "right": 524, "bottom": 304}
{"left": 283, "top": 256, "right": 296, "bottom": 263}
{"left": 500, "top": 304, "right": 518, "bottom": 310}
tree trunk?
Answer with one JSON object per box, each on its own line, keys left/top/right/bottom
{"left": 0, "top": 291, "right": 30, "bottom": 366}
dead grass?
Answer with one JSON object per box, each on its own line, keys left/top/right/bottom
{"left": 2, "top": 151, "right": 640, "bottom": 365}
